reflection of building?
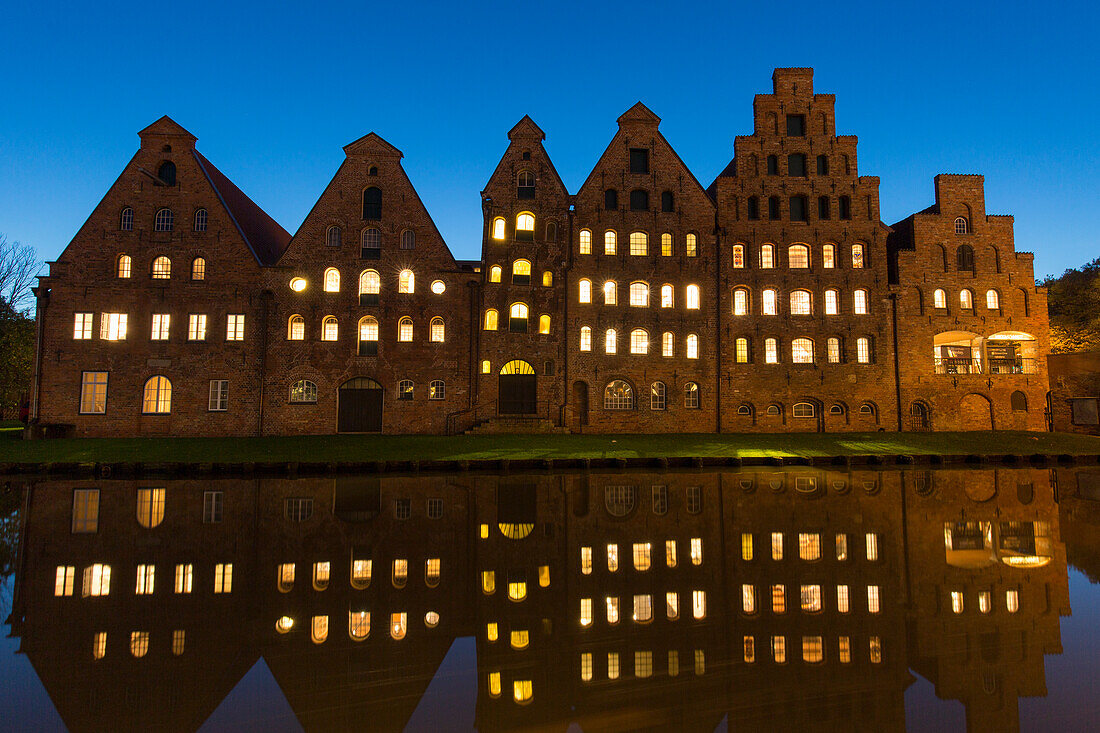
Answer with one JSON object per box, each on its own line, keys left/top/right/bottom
{"left": 7, "top": 467, "right": 1074, "bottom": 731}
{"left": 31, "top": 68, "right": 1050, "bottom": 438}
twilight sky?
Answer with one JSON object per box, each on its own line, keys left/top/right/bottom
{"left": 1, "top": 0, "right": 1096, "bottom": 278}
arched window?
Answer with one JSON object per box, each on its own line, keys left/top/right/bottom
{"left": 954, "top": 217, "right": 969, "bottom": 234}
{"left": 542, "top": 270, "right": 553, "bottom": 286}
{"left": 986, "top": 290, "right": 1000, "bottom": 309}
{"left": 489, "top": 265, "right": 502, "bottom": 283}
{"left": 856, "top": 337, "right": 871, "bottom": 363}
{"left": 152, "top": 256, "right": 171, "bottom": 279}
{"left": 358, "top": 316, "right": 379, "bottom": 355}
{"left": 120, "top": 207, "right": 134, "bottom": 231}
{"left": 662, "top": 331, "right": 674, "bottom": 357}
{"left": 792, "top": 338, "right": 814, "bottom": 363}
{"left": 511, "top": 259, "right": 531, "bottom": 285}
{"left": 430, "top": 380, "right": 445, "bottom": 400}
{"left": 509, "top": 302, "right": 528, "bottom": 333}
{"left": 651, "top": 381, "right": 667, "bottom": 410}
{"left": 747, "top": 196, "right": 760, "bottom": 220}
{"left": 361, "top": 228, "right": 381, "bottom": 259}
{"left": 818, "top": 195, "right": 831, "bottom": 219}
{"left": 326, "top": 226, "right": 342, "bottom": 247}
{"left": 793, "top": 402, "right": 815, "bottom": 418}
{"left": 934, "top": 288, "right": 947, "bottom": 308}
{"left": 765, "top": 338, "right": 779, "bottom": 363}
{"left": 290, "top": 380, "right": 318, "bottom": 403}
{"left": 686, "top": 334, "right": 699, "bottom": 359}
{"left": 686, "top": 233, "right": 698, "bottom": 257}
{"left": 398, "top": 269, "right": 414, "bottom": 293}
{"left": 630, "top": 189, "right": 649, "bottom": 211}
{"left": 190, "top": 257, "right": 206, "bottom": 280}
{"left": 349, "top": 611, "right": 370, "bottom": 640}
{"left": 630, "top": 328, "right": 649, "bottom": 354}
{"left": 117, "top": 254, "right": 132, "bottom": 278}
{"left": 827, "top": 337, "right": 841, "bottom": 363}
{"left": 686, "top": 285, "right": 700, "bottom": 309}
{"left": 762, "top": 289, "right": 777, "bottom": 315}
{"left": 324, "top": 267, "right": 340, "bottom": 292}
{"left": 157, "top": 161, "right": 176, "bottom": 185}
{"left": 768, "top": 195, "right": 780, "bottom": 219}
{"left": 824, "top": 289, "right": 839, "bottom": 315}
{"left": 603, "top": 281, "right": 617, "bottom": 305}
{"left": 194, "top": 209, "right": 207, "bottom": 232}
{"left": 629, "top": 281, "right": 649, "bottom": 307}
{"left": 362, "top": 187, "right": 382, "bottom": 219}
{"left": 546, "top": 221, "right": 558, "bottom": 241}
{"left": 390, "top": 612, "right": 406, "bottom": 640}
{"left": 788, "top": 244, "right": 809, "bottom": 268}
{"left": 661, "top": 191, "right": 674, "bottom": 212}
{"left": 839, "top": 195, "right": 851, "bottom": 220}
{"left": 400, "top": 229, "right": 415, "bottom": 250}
{"left": 359, "top": 270, "right": 380, "bottom": 305}
{"left": 288, "top": 315, "right": 305, "bottom": 340}
{"left": 684, "top": 382, "right": 700, "bottom": 408}
{"left": 737, "top": 404, "right": 753, "bottom": 416}
{"left": 515, "top": 212, "right": 535, "bottom": 241}
{"left": 660, "top": 284, "right": 673, "bottom": 308}
{"left": 767, "top": 154, "right": 778, "bottom": 175}
{"left": 604, "top": 380, "right": 634, "bottom": 410}
{"left": 1010, "top": 390, "right": 1028, "bottom": 411}
{"left": 398, "top": 380, "right": 413, "bottom": 399}
{"left": 735, "top": 336, "right": 749, "bottom": 363}
{"left": 154, "top": 208, "right": 174, "bottom": 232}
{"left": 579, "top": 325, "right": 592, "bottom": 351}
{"left": 732, "top": 244, "right": 745, "bottom": 268}
{"left": 960, "top": 289, "right": 973, "bottom": 309}
{"left": 734, "top": 288, "right": 749, "bottom": 315}
{"left": 604, "top": 230, "right": 617, "bottom": 255}
{"left": 604, "top": 189, "right": 618, "bottom": 210}
{"left": 517, "top": 170, "right": 535, "bottom": 198}
{"left": 766, "top": 404, "right": 781, "bottom": 416}
{"left": 322, "top": 316, "right": 338, "bottom": 341}
{"left": 483, "top": 309, "right": 498, "bottom": 331}
{"left": 578, "top": 278, "right": 591, "bottom": 303}
{"left": 790, "top": 290, "right": 811, "bottom": 315}
{"left": 605, "top": 328, "right": 617, "bottom": 354}
{"left": 430, "top": 317, "right": 445, "bottom": 342}
{"left": 142, "top": 376, "right": 172, "bottom": 414}
{"left": 492, "top": 217, "right": 506, "bottom": 240}
{"left": 852, "top": 243, "right": 865, "bottom": 268}
{"left": 957, "top": 244, "right": 975, "bottom": 271}
{"left": 398, "top": 317, "right": 413, "bottom": 342}
{"left": 629, "top": 231, "right": 648, "bottom": 256}
{"left": 853, "top": 289, "right": 868, "bottom": 314}
{"left": 829, "top": 404, "right": 845, "bottom": 416}
{"left": 538, "top": 314, "right": 550, "bottom": 334}
{"left": 859, "top": 403, "right": 876, "bottom": 417}
{"left": 575, "top": 228, "right": 593, "bottom": 254}
{"left": 761, "top": 244, "right": 775, "bottom": 268}
{"left": 822, "top": 243, "right": 836, "bottom": 268}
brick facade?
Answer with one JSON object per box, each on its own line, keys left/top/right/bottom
{"left": 31, "top": 69, "right": 1051, "bottom": 436}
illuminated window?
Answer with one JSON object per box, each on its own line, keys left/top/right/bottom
{"left": 788, "top": 244, "right": 809, "bottom": 268}
{"left": 481, "top": 570, "right": 495, "bottom": 594}
{"left": 287, "top": 315, "right": 305, "bottom": 340}
{"left": 74, "top": 312, "right": 94, "bottom": 340}
{"left": 307, "top": 615, "right": 328, "bottom": 644}
{"left": 951, "top": 590, "right": 964, "bottom": 613}
{"left": 633, "top": 594, "right": 653, "bottom": 623}
{"left": 694, "top": 649, "right": 705, "bottom": 675}
{"left": 79, "top": 371, "right": 108, "bottom": 414}
{"left": 511, "top": 259, "right": 531, "bottom": 285}
{"left": 170, "top": 563, "right": 192, "bottom": 594}
{"left": 742, "top": 584, "right": 756, "bottom": 614}
{"left": 630, "top": 328, "right": 648, "bottom": 354}
{"left": 421, "top": 558, "right": 440, "bottom": 587}
{"left": 152, "top": 255, "right": 172, "bottom": 279}
{"left": 604, "top": 230, "right": 617, "bottom": 255}
{"left": 835, "top": 533, "right": 849, "bottom": 560}
{"left": 324, "top": 267, "right": 340, "bottom": 292}
{"left": 822, "top": 243, "right": 836, "bottom": 268}
{"left": 802, "top": 636, "right": 823, "bottom": 663}
{"left": 933, "top": 288, "right": 947, "bottom": 308}
{"left": 55, "top": 565, "right": 75, "bottom": 596}
{"left": 869, "top": 636, "right": 883, "bottom": 664}
{"left": 93, "top": 632, "right": 106, "bottom": 660}
{"left": 142, "top": 376, "right": 172, "bottom": 414}
{"left": 1007, "top": 589, "right": 1020, "bottom": 612}
{"left": 488, "top": 265, "right": 502, "bottom": 283}
{"left": 171, "top": 629, "right": 186, "bottom": 656}
{"left": 732, "top": 243, "right": 745, "bottom": 268}
{"left": 668, "top": 650, "right": 680, "bottom": 676}
{"left": 398, "top": 317, "right": 413, "bottom": 342}
{"left": 608, "top": 652, "right": 620, "bottom": 680}
{"left": 391, "top": 612, "right": 407, "bottom": 640}
{"left": 510, "top": 629, "right": 529, "bottom": 650}
{"left": 960, "top": 288, "right": 973, "bottom": 309}
{"left": 666, "top": 591, "right": 680, "bottom": 619}
{"left": 867, "top": 585, "right": 881, "bottom": 613}
{"left": 765, "top": 338, "right": 778, "bottom": 363}
{"left": 771, "top": 636, "right": 786, "bottom": 663}
{"left": 538, "top": 314, "right": 550, "bottom": 334}
{"left": 686, "top": 284, "right": 700, "bottom": 309}
{"left": 977, "top": 590, "right": 992, "bottom": 613}
{"left": 226, "top": 314, "right": 245, "bottom": 341}
{"left": 492, "top": 217, "right": 506, "bottom": 240}
{"left": 579, "top": 325, "right": 591, "bottom": 351}
{"left": 762, "top": 288, "right": 777, "bottom": 315}
{"left": 684, "top": 233, "right": 697, "bottom": 257}
{"left": 632, "top": 543, "right": 651, "bottom": 571}
{"left": 130, "top": 631, "right": 149, "bottom": 658}
{"left": 579, "top": 228, "right": 592, "bottom": 253}
{"left": 838, "top": 636, "right": 852, "bottom": 663}
{"left": 508, "top": 577, "right": 527, "bottom": 602}
{"left": 213, "top": 563, "right": 232, "bottom": 593}
{"left": 771, "top": 532, "right": 783, "bottom": 559}
{"left": 771, "top": 584, "right": 786, "bottom": 613}
{"left": 581, "top": 653, "right": 593, "bottom": 681}
{"left": 100, "top": 312, "right": 128, "bottom": 340}
{"left": 865, "top": 533, "right": 879, "bottom": 561}
{"left": 662, "top": 232, "right": 672, "bottom": 256}
{"left": 428, "top": 316, "right": 445, "bottom": 342}
{"left": 535, "top": 565, "right": 549, "bottom": 589}
{"left": 856, "top": 337, "right": 871, "bottom": 363}
{"left": 515, "top": 212, "right": 535, "bottom": 241}
{"left": 322, "top": 316, "right": 339, "bottom": 341}
{"left": 985, "top": 289, "right": 1001, "bottom": 309}
{"left": 508, "top": 303, "right": 528, "bottom": 332}
{"left": 744, "top": 636, "right": 756, "bottom": 663}
{"left": 690, "top": 537, "right": 703, "bottom": 565}
{"left": 82, "top": 563, "right": 111, "bottom": 596}
{"left": 827, "top": 337, "right": 841, "bottom": 363}
{"left": 189, "top": 257, "right": 206, "bottom": 282}
{"left": 277, "top": 563, "right": 295, "bottom": 593}
{"left": 662, "top": 332, "right": 674, "bottom": 357}
{"left": 580, "top": 598, "right": 593, "bottom": 626}
{"left": 634, "top": 650, "right": 653, "bottom": 678}
{"left": 741, "top": 533, "right": 754, "bottom": 561}
{"left": 629, "top": 281, "right": 649, "bottom": 307}
{"left": 760, "top": 244, "right": 775, "bottom": 268}
{"left": 837, "top": 584, "right": 850, "bottom": 613}
{"left": 313, "top": 561, "right": 330, "bottom": 591}
{"left": 397, "top": 269, "right": 414, "bottom": 294}
{"left": 800, "top": 585, "right": 822, "bottom": 612}
{"left": 790, "top": 290, "right": 811, "bottom": 315}
{"left": 349, "top": 611, "right": 370, "bottom": 640}
{"left": 792, "top": 338, "right": 814, "bottom": 364}
{"left": 798, "top": 533, "right": 821, "bottom": 561}
{"left": 488, "top": 672, "right": 501, "bottom": 698}
{"left": 607, "top": 543, "right": 619, "bottom": 571}
{"left": 542, "top": 270, "right": 553, "bottom": 287}
{"left": 604, "top": 329, "right": 617, "bottom": 355}
{"left": 733, "top": 287, "right": 749, "bottom": 315}
{"left": 629, "top": 231, "right": 648, "bottom": 256}
{"left": 603, "top": 280, "right": 617, "bottom": 305}
{"left": 686, "top": 334, "right": 699, "bottom": 359}
{"left": 289, "top": 379, "right": 318, "bottom": 403}
{"left": 852, "top": 243, "right": 865, "bottom": 268}
{"left": 580, "top": 547, "right": 592, "bottom": 574}
{"left": 483, "top": 309, "right": 498, "bottom": 330}
{"left": 606, "top": 596, "right": 620, "bottom": 624}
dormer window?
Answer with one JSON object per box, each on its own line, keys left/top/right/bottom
{"left": 157, "top": 161, "right": 176, "bottom": 186}
{"left": 517, "top": 171, "right": 535, "bottom": 199}
{"left": 786, "top": 115, "right": 805, "bottom": 137}
{"left": 629, "top": 148, "right": 649, "bottom": 174}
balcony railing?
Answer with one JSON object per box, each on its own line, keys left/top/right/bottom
{"left": 988, "top": 357, "right": 1039, "bottom": 375}
{"left": 934, "top": 357, "right": 1039, "bottom": 375}
{"left": 934, "top": 357, "right": 982, "bottom": 375}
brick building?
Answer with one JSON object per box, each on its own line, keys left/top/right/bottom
{"left": 30, "top": 69, "right": 1050, "bottom": 437}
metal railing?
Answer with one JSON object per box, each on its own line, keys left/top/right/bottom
{"left": 446, "top": 399, "right": 566, "bottom": 435}
{"left": 934, "top": 357, "right": 982, "bottom": 375}
{"left": 934, "top": 357, "right": 1039, "bottom": 375}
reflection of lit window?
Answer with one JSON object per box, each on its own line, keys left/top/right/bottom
{"left": 837, "top": 585, "right": 850, "bottom": 613}
{"left": 350, "top": 611, "right": 370, "bottom": 640}
{"left": 351, "top": 559, "right": 371, "bottom": 589}
{"left": 771, "top": 584, "right": 786, "bottom": 613}
{"left": 136, "top": 488, "right": 165, "bottom": 528}
{"left": 93, "top": 632, "right": 106, "bottom": 660}
{"left": 771, "top": 636, "right": 786, "bottom": 663}
{"left": 951, "top": 591, "right": 964, "bottom": 614}
{"left": 978, "top": 591, "right": 991, "bottom": 614}
{"left": 1006, "top": 589, "right": 1019, "bottom": 613}
{"left": 867, "top": 585, "right": 880, "bottom": 613}
{"left": 580, "top": 598, "right": 593, "bottom": 627}
{"left": 665, "top": 540, "right": 677, "bottom": 568}
{"left": 311, "top": 616, "right": 328, "bottom": 643}
{"left": 836, "top": 533, "right": 848, "bottom": 560}
{"left": 393, "top": 559, "right": 408, "bottom": 588}
{"left": 802, "top": 636, "right": 823, "bottom": 663}
{"left": 633, "top": 594, "right": 653, "bottom": 623}
{"left": 865, "top": 533, "right": 879, "bottom": 561}
{"left": 135, "top": 564, "right": 155, "bottom": 595}
{"left": 635, "top": 651, "right": 653, "bottom": 678}
{"left": 801, "top": 584, "right": 822, "bottom": 612}
{"left": 839, "top": 636, "right": 851, "bottom": 663}
{"left": 666, "top": 591, "right": 679, "bottom": 619}
{"left": 538, "top": 565, "right": 550, "bottom": 588}
{"left": 668, "top": 650, "right": 680, "bottom": 676}
{"left": 580, "top": 652, "right": 593, "bottom": 681}
{"left": 692, "top": 590, "right": 706, "bottom": 619}
{"left": 488, "top": 672, "right": 501, "bottom": 697}
{"left": 391, "top": 612, "right": 407, "bottom": 640}
{"left": 690, "top": 538, "right": 702, "bottom": 565}
{"left": 170, "top": 629, "right": 183, "bottom": 656}
{"left": 744, "top": 635, "right": 756, "bottom": 663}
{"left": 276, "top": 616, "right": 294, "bottom": 633}
{"left": 869, "top": 636, "right": 882, "bottom": 664}
{"left": 694, "top": 649, "right": 705, "bottom": 675}
{"left": 607, "top": 543, "right": 619, "bottom": 572}
{"left": 798, "top": 533, "right": 820, "bottom": 561}
{"left": 513, "top": 680, "right": 533, "bottom": 704}
{"left": 174, "top": 563, "right": 193, "bottom": 594}
{"left": 130, "top": 631, "right": 149, "bottom": 658}
{"left": 606, "top": 596, "right": 620, "bottom": 624}
{"left": 608, "top": 652, "right": 620, "bottom": 680}
{"left": 742, "top": 584, "right": 756, "bottom": 614}
{"left": 741, "top": 533, "right": 753, "bottom": 561}
{"left": 313, "top": 561, "right": 330, "bottom": 591}
{"left": 55, "top": 566, "right": 75, "bottom": 596}
{"left": 510, "top": 629, "right": 529, "bottom": 650}
{"left": 580, "top": 547, "right": 592, "bottom": 575}
{"left": 508, "top": 579, "right": 526, "bottom": 602}
{"left": 771, "top": 532, "right": 784, "bottom": 560}
{"left": 632, "top": 543, "right": 651, "bottom": 571}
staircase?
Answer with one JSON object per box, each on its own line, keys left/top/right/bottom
{"left": 465, "top": 416, "right": 570, "bottom": 435}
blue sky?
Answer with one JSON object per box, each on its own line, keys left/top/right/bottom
{"left": 1, "top": 1, "right": 1096, "bottom": 278}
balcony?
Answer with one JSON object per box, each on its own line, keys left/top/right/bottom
{"left": 934, "top": 357, "right": 1039, "bottom": 375}
{"left": 934, "top": 357, "right": 982, "bottom": 375}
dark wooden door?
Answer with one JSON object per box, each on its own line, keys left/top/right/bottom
{"left": 499, "top": 374, "right": 536, "bottom": 414}
{"left": 338, "top": 387, "right": 383, "bottom": 432}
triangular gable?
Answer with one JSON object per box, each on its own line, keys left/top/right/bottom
{"left": 507, "top": 115, "right": 546, "bottom": 141}
{"left": 138, "top": 115, "right": 197, "bottom": 145}
{"left": 617, "top": 101, "right": 661, "bottom": 126}
{"left": 343, "top": 131, "right": 403, "bottom": 158}
{"left": 482, "top": 116, "right": 568, "bottom": 197}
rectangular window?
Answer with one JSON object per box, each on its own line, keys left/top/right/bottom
{"left": 772, "top": 636, "right": 786, "bottom": 663}
{"left": 687, "top": 487, "right": 702, "bottom": 513}
{"left": 151, "top": 313, "right": 170, "bottom": 340}
{"left": 607, "top": 543, "right": 619, "bottom": 571}
{"left": 55, "top": 565, "right": 75, "bottom": 596}
{"left": 188, "top": 314, "right": 207, "bottom": 341}
{"left": 629, "top": 148, "right": 649, "bottom": 174}
{"left": 771, "top": 584, "right": 786, "bottom": 613}
{"left": 213, "top": 563, "right": 233, "bottom": 593}
{"left": 661, "top": 233, "right": 672, "bottom": 257}
{"left": 395, "top": 498, "right": 411, "bottom": 519}
{"left": 82, "top": 563, "right": 111, "bottom": 597}
{"left": 203, "top": 491, "right": 223, "bottom": 523}
{"left": 786, "top": 114, "right": 805, "bottom": 136}
{"left": 608, "top": 652, "right": 620, "bottom": 680}
{"left": 634, "top": 594, "right": 653, "bottom": 623}
{"left": 580, "top": 597, "right": 593, "bottom": 626}
{"left": 742, "top": 584, "right": 756, "bottom": 614}
{"left": 79, "top": 372, "right": 108, "bottom": 414}
{"left": 606, "top": 596, "right": 619, "bottom": 623}
{"left": 634, "top": 650, "right": 652, "bottom": 678}
{"left": 580, "top": 546, "right": 592, "bottom": 575}
{"left": 692, "top": 590, "right": 706, "bottom": 619}
{"left": 836, "top": 533, "right": 848, "bottom": 560}
{"left": 765, "top": 339, "right": 778, "bottom": 364}
{"left": 837, "top": 584, "right": 850, "bottom": 613}
{"left": 867, "top": 585, "right": 881, "bottom": 613}
{"left": 743, "top": 635, "right": 756, "bottom": 663}
{"left": 632, "top": 542, "right": 651, "bottom": 571}
{"left": 869, "top": 636, "right": 883, "bottom": 664}
{"left": 803, "top": 635, "right": 823, "bottom": 663}
{"left": 662, "top": 332, "right": 673, "bottom": 357}
{"left": 629, "top": 232, "right": 647, "bottom": 256}
{"left": 798, "top": 533, "right": 821, "bottom": 561}
{"left": 72, "top": 489, "right": 99, "bottom": 533}
{"left": 827, "top": 338, "right": 841, "bottom": 363}
{"left": 736, "top": 338, "right": 749, "bottom": 363}
{"left": 208, "top": 380, "right": 229, "bottom": 411}
{"left": 135, "top": 564, "right": 155, "bottom": 595}
{"left": 690, "top": 537, "right": 703, "bottom": 565}
{"left": 580, "top": 652, "right": 593, "bottom": 682}
{"left": 665, "top": 539, "right": 677, "bottom": 568}
{"left": 694, "top": 649, "right": 705, "bottom": 675}
{"left": 226, "top": 314, "right": 245, "bottom": 341}
{"left": 865, "top": 532, "right": 879, "bottom": 561}
{"left": 74, "top": 312, "right": 93, "bottom": 339}
{"left": 686, "top": 234, "right": 697, "bottom": 257}
{"left": 801, "top": 584, "right": 822, "bottom": 612}
{"left": 666, "top": 591, "right": 679, "bottom": 619}
{"left": 93, "top": 632, "right": 106, "bottom": 660}
{"left": 839, "top": 636, "right": 851, "bottom": 663}
{"left": 789, "top": 195, "right": 807, "bottom": 222}
{"left": 172, "top": 629, "right": 185, "bottom": 656}
{"left": 1007, "top": 589, "right": 1020, "bottom": 613}
{"left": 99, "top": 313, "right": 127, "bottom": 340}
{"left": 857, "top": 337, "right": 870, "bottom": 363}
{"left": 771, "top": 532, "right": 783, "bottom": 560}
{"left": 174, "top": 563, "right": 193, "bottom": 594}
{"left": 741, "top": 533, "right": 753, "bottom": 561}
{"left": 427, "top": 497, "right": 443, "bottom": 519}
{"left": 668, "top": 650, "right": 679, "bottom": 676}
{"left": 136, "top": 488, "right": 165, "bottom": 528}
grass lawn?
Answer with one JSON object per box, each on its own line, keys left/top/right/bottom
{"left": 1, "top": 429, "right": 1098, "bottom": 465}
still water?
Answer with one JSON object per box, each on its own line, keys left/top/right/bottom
{"left": 2, "top": 465, "right": 1100, "bottom": 732}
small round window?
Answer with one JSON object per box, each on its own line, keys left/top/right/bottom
{"left": 290, "top": 277, "right": 307, "bottom": 292}
{"left": 431, "top": 280, "right": 445, "bottom": 294}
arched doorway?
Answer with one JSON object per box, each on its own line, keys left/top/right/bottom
{"left": 909, "top": 401, "right": 930, "bottom": 431}
{"left": 338, "top": 377, "right": 384, "bottom": 433}
{"left": 572, "top": 381, "right": 589, "bottom": 428}
{"left": 499, "top": 360, "right": 536, "bottom": 415}
{"left": 959, "top": 393, "right": 994, "bottom": 430}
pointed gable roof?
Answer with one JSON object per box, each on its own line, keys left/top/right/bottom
{"left": 138, "top": 115, "right": 197, "bottom": 147}
{"left": 617, "top": 101, "right": 661, "bottom": 127}
{"left": 193, "top": 150, "right": 291, "bottom": 265}
{"left": 483, "top": 116, "right": 568, "bottom": 196}
{"left": 508, "top": 115, "right": 546, "bottom": 141}
{"left": 343, "top": 131, "right": 403, "bottom": 158}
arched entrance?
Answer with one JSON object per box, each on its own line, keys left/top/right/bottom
{"left": 959, "top": 393, "right": 994, "bottom": 430}
{"left": 571, "top": 380, "right": 589, "bottom": 428}
{"left": 909, "top": 401, "right": 930, "bottom": 431}
{"left": 338, "top": 377, "right": 384, "bottom": 433}
{"left": 499, "top": 360, "right": 536, "bottom": 415}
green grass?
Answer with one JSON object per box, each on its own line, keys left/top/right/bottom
{"left": 0, "top": 431, "right": 1098, "bottom": 465}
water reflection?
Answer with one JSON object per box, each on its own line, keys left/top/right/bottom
{"left": 6, "top": 465, "right": 1095, "bottom": 732}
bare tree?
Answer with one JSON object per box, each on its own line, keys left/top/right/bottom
{"left": 0, "top": 234, "right": 40, "bottom": 314}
